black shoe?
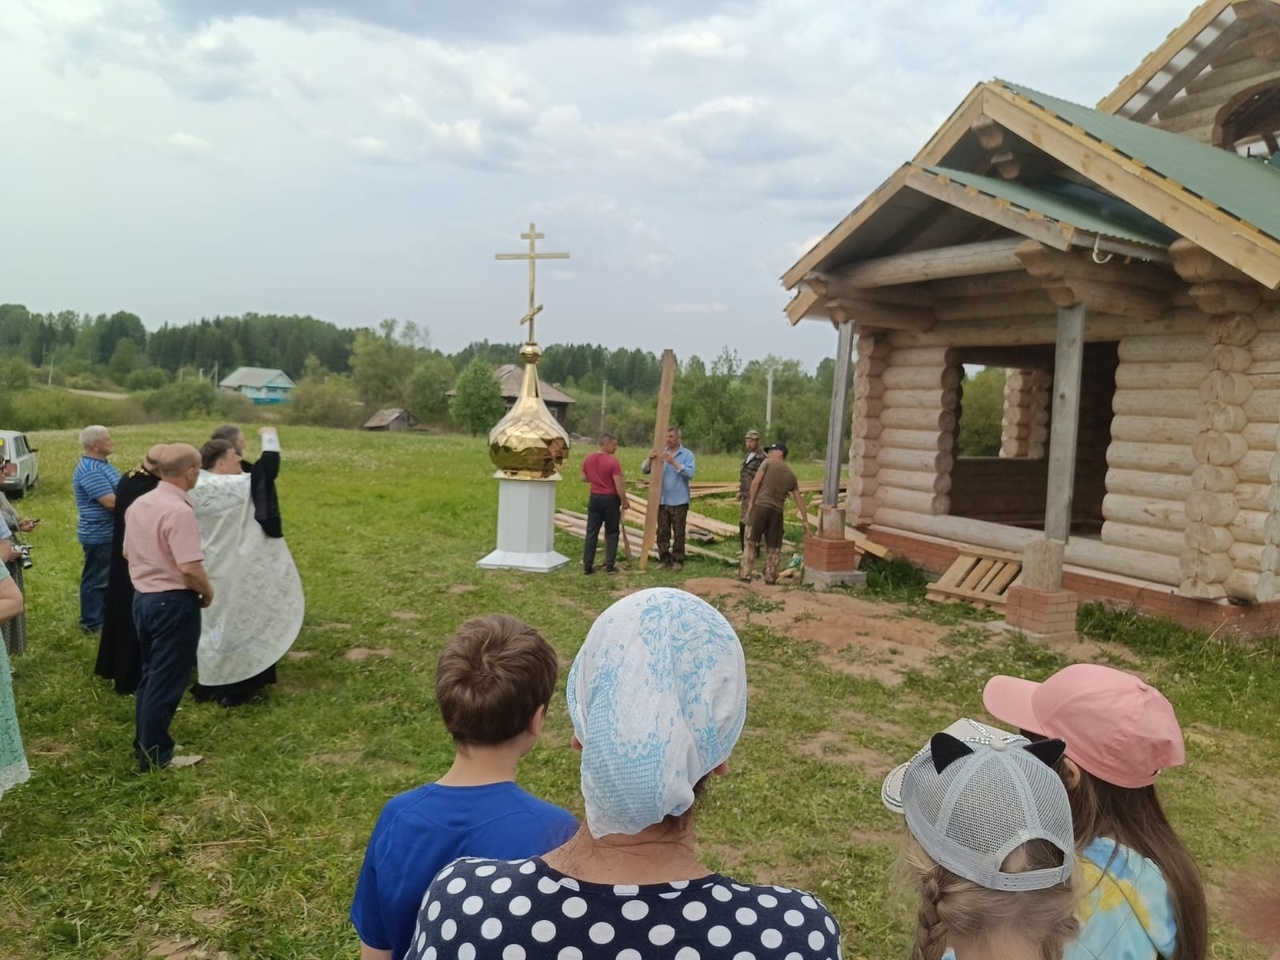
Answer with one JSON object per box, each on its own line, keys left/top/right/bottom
{"left": 584, "top": 568, "right": 595, "bottom": 575}
{"left": 605, "top": 566, "right": 618, "bottom": 574}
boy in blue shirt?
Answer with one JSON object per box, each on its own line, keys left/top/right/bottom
{"left": 350, "top": 615, "right": 577, "bottom": 960}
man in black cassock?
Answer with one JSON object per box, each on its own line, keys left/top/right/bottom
{"left": 94, "top": 445, "right": 163, "bottom": 694}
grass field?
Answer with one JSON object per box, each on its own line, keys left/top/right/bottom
{"left": 1, "top": 423, "right": 1278, "bottom": 959}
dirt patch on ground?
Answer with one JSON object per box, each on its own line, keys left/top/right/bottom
{"left": 312, "top": 622, "right": 351, "bottom": 632}
{"left": 390, "top": 610, "right": 421, "bottom": 621}
{"left": 344, "top": 647, "right": 393, "bottom": 662}
{"left": 982, "top": 621, "right": 1142, "bottom": 666}
{"left": 797, "top": 731, "right": 897, "bottom": 776}
{"left": 284, "top": 650, "right": 314, "bottom": 661}
{"left": 448, "top": 584, "right": 477, "bottom": 594}
{"left": 314, "top": 752, "right": 358, "bottom": 765}
{"left": 684, "top": 578, "right": 953, "bottom": 686}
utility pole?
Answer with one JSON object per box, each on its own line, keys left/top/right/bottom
{"left": 600, "top": 378, "right": 607, "bottom": 436}
{"left": 766, "top": 364, "right": 775, "bottom": 432}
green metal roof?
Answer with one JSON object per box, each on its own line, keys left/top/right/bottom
{"left": 920, "top": 165, "right": 1178, "bottom": 248}
{"left": 1000, "top": 81, "right": 1280, "bottom": 245}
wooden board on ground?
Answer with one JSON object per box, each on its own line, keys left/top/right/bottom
{"left": 925, "top": 547, "right": 1023, "bottom": 609}
{"left": 555, "top": 510, "right": 735, "bottom": 565}
{"left": 640, "top": 349, "right": 677, "bottom": 570}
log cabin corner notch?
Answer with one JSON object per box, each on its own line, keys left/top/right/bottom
{"left": 784, "top": 0, "right": 1280, "bottom": 636}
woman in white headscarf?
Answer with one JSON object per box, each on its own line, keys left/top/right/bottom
{"left": 402, "top": 587, "right": 841, "bottom": 960}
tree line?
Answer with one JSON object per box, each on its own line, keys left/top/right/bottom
{"left": 0, "top": 303, "right": 1003, "bottom": 458}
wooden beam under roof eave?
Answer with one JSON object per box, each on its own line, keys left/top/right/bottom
{"left": 785, "top": 288, "right": 822, "bottom": 325}
{"left": 981, "top": 84, "right": 1280, "bottom": 288}
{"left": 781, "top": 166, "right": 911, "bottom": 290}
{"left": 1098, "top": 0, "right": 1235, "bottom": 114}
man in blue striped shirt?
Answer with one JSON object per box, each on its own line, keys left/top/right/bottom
{"left": 72, "top": 425, "right": 121, "bottom": 632}
{"left": 641, "top": 425, "right": 696, "bottom": 570}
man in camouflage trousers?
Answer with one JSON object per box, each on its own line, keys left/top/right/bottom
{"left": 740, "top": 443, "right": 809, "bottom": 585}
{"left": 737, "top": 429, "right": 765, "bottom": 550}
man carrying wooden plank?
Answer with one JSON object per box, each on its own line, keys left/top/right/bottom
{"left": 740, "top": 443, "right": 808, "bottom": 585}
{"left": 580, "top": 434, "right": 628, "bottom": 575}
{"left": 738, "top": 429, "right": 766, "bottom": 550}
{"left": 640, "top": 426, "right": 696, "bottom": 570}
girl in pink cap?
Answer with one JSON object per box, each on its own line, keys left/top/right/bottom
{"left": 984, "top": 663, "right": 1206, "bottom": 960}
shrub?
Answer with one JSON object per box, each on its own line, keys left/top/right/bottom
{"left": 138, "top": 380, "right": 217, "bottom": 419}
{"left": 125, "top": 368, "right": 169, "bottom": 391}
{"left": 5, "top": 389, "right": 146, "bottom": 430}
{"left": 285, "top": 376, "right": 364, "bottom": 429}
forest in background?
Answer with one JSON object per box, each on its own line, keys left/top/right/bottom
{"left": 0, "top": 304, "right": 1004, "bottom": 458}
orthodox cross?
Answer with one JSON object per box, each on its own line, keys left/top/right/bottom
{"left": 495, "top": 222, "right": 570, "bottom": 343}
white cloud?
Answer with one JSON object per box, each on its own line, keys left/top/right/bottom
{"left": 160, "top": 130, "right": 212, "bottom": 154}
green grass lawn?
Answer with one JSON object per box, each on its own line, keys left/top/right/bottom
{"left": 1, "top": 424, "right": 1276, "bottom": 959}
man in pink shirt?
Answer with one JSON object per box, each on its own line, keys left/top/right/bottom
{"left": 123, "top": 443, "right": 214, "bottom": 771}
{"left": 580, "top": 433, "right": 628, "bottom": 575}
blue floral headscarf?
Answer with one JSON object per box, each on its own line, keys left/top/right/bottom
{"left": 567, "top": 588, "right": 748, "bottom": 838}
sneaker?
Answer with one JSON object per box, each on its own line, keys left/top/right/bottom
{"left": 671, "top": 562, "right": 683, "bottom": 571}
{"left": 660, "top": 559, "right": 673, "bottom": 569}
{"left": 738, "top": 576, "right": 752, "bottom": 583}
{"left": 604, "top": 566, "right": 618, "bottom": 574}
{"left": 583, "top": 568, "right": 595, "bottom": 576}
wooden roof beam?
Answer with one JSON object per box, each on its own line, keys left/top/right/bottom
{"left": 1132, "top": 14, "right": 1250, "bottom": 122}
{"left": 1100, "top": 0, "right": 1236, "bottom": 115}
{"left": 833, "top": 237, "right": 1026, "bottom": 289}
{"left": 1016, "top": 240, "right": 1173, "bottom": 321}
{"left": 825, "top": 296, "right": 937, "bottom": 333}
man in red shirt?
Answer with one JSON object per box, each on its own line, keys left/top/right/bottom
{"left": 124, "top": 443, "right": 214, "bottom": 771}
{"left": 580, "top": 433, "right": 629, "bottom": 574}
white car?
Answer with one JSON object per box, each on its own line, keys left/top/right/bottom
{"left": 0, "top": 431, "right": 39, "bottom": 497}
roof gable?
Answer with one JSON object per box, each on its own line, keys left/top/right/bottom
{"left": 784, "top": 78, "right": 1280, "bottom": 304}
{"left": 219, "top": 366, "right": 296, "bottom": 389}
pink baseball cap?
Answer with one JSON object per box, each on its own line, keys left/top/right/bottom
{"left": 982, "top": 663, "right": 1185, "bottom": 789}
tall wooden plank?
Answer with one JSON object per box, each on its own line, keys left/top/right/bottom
{"left": 1045, "top": 304, "right": 1086, "bottom": 544}
{"left": 824, "top": 320, "right": 855, "bottom": 508}
{"left": 640, "top": 349, "right": 678, "bottom": 570}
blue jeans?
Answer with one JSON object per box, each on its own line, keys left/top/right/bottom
{"left": 133, "top": 590, "right": 202, "bottom": 771}
{"left": 79, "top": 542, "right": 111, "bottom": 631}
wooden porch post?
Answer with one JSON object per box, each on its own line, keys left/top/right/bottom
{"left": 820, "top": 319, "right": 855, "bottom": 533}
{"left": 1044, "top": 303, "right": 1085, "bottom": 545}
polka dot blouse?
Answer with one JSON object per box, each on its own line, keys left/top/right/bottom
{"left": 404, "top": 856, "right": 842, "bottom": 960}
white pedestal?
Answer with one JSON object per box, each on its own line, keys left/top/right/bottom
{"left": 477, "top": 474, "right": 569, "bottom": 573}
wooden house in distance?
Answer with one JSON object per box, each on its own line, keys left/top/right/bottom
{"left": 786, "top": 0, "right": 1280, "bottom": 635}
{"left": 363, "top": 408, "right": 418, "bottom": 431}
{"left": 494, "top": 364, "right": 576, "bottom": 424}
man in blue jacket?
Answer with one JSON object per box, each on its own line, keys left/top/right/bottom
{"left": 641, "top": 425, "right": 696, "bottom": 570}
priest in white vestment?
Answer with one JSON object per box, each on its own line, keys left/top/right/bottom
{"left": 189, "top": 428, "right": 303, "bottom": 705}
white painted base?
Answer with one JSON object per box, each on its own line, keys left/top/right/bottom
{"left": 477, "top": 475, "right": 569, "bottom": 573}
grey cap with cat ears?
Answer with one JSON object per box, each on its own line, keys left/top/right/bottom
{"left": 883, "top": 718, "right": 1074, "bottom": 892}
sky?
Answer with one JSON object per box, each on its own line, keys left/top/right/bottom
{"left": 0, "top": 0, "right": 1192, "bottom": 370}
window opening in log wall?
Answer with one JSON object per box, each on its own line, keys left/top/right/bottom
{"left": 947, "top": 343, "right": 1117, "bottom": 535}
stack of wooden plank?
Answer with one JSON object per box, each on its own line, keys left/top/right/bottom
{"left": 554, "top": 509, "right": 735, "bottom": 565}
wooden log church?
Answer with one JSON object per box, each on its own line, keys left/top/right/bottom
{"left": 786, "top": 0, "right": 1280, "bottom": 635}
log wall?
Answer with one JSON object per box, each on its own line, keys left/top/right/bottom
{"left": 847, "top": 334, "right": 890, "bottom": 525}
{"left": 867, "top": 345, "right": 957, "bottom": 523}
{"left": 844, "top": 292, "right": 1280, "bottom": 602}
{"left": 1000, "top": 368, "right": 1050, "bottom": 458}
